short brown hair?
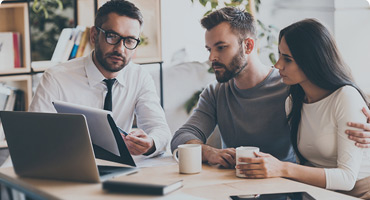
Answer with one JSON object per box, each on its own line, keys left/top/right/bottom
{"left": 201, "top": 7, "right": 256, "bottom": 40}
{"left": 95, "top": 0, "right": 143, "bottom": 28}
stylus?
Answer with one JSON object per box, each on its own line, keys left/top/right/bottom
{"left": 117, "top": 126, "right": 129, "bottom": 136}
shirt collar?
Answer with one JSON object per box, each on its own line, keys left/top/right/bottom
{"left": 85, "top": 51, "right": 130, "bottom": 88}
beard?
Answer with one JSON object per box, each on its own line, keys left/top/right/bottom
{"left": 213, "top": 46, "right": 248, "bottom": 83}
{"left": 94, "top": 42, "right": 130, "bottom": 73}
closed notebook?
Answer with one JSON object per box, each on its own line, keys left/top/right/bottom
{"left": 102, "top": 180, "right": 183, "bottom": 195}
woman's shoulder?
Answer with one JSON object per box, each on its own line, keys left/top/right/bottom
{"left": 332, "top": 85, "right": 367, "bottom": 110}
{"left": 334, "top": 85, "right": 363, "bottom": 100}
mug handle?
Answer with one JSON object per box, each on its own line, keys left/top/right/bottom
{"left": 172, "top": 149, "right": 179, "bottom": 162}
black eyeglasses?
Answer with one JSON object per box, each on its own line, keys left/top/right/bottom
{"left": 96, "top": 27, "right": 140, "bottom": 50}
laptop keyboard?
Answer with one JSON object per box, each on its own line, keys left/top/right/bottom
{"left": 98, "top": 170, "right": 111, "bottom": 176}
{"left": 98, "top": 165, "right": 133, "bottom": 176}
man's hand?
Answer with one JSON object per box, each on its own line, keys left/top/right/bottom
{"left": 123, "top": 129, "right": 155, "bottom": 155}
{"left": 202, "top": 145, "right": 236, "bottom": 168}
{"left": 346, "top": 107, "right": 370, "bottom": 148}
{"left": 185, "top": 140, "right": 235, "bottom": 168}
{"left": 236, "top": 152, "right": 285, "bottom": 178}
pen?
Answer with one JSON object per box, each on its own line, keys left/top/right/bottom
{"left": 117, "top": 126, "right": 128, "bottom": 136}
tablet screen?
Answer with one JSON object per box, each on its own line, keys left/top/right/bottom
{"left": 230, "top": 192, "right": 315, "bottom": 200}
{"left": 53, "top": 100, "right": 136, "bottom": 167}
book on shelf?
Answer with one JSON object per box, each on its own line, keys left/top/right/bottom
{"left": 0, "top": 84, "right": 25, "bottom": 141}
{"left": 34, "top": 26, "right": 92, "bottom": 72}
{"left": 75, "top": 27, "right": 91, "bottom": 58}
{"left": 51, "top": 28, "right": 73, "bottom": 63}
{"left": 102, "top": 179, "right": 183, "bottom": 195}
{"left": 60, "top": 25, "right": 86, "bottom": 62}
{"left": 0, "top": 85, "right": 14, "bottom": 111}
{"left": 69, "top": 29, "right": 83, "bottom": 60}
{"left": 0, "top": 32, "right": 21, "bottom": 69}
{"left": 51, "top": 25, "right": 90, "bottom": 64}
{"left": 60, "top": 28, "right": 78, "bottom": 62}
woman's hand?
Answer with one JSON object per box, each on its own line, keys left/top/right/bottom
{"left": 236, "top": 152, "right": 287, "bottom": 178}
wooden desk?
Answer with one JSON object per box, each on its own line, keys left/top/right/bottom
{"left": 0, "top": 162, "right": 359, "bottom": 200}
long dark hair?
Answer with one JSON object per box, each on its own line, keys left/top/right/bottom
{"left": 280, "top": 19, "right": 368, "bottom": 164}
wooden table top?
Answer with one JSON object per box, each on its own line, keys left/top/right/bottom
{"left": 0, "top": 161, "right": 359, "bottom": 200}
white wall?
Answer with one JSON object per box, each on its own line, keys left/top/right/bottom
{"left": 160, "top": 0, "right": 209, "bottom": 66}
{"left": 77, "top": 0, "right": 370, "bottom": 89}
{"left": 334, "top": 0, "right": 370, "bottom": 93}
{"left": 256, "top": 0, "right": 370, "bottom": 93}
{"left": 159, "top": 0, "right": 370, "bottom": 134}
{"left": 160, "top": 0, "right": 370, "bottom": 92}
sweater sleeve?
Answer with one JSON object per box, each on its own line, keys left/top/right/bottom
{"left": 324, "top": 86, "right": 367, "bottom": 190}
{"left": 170, "top": 82, "right": 218, "bottom": 152}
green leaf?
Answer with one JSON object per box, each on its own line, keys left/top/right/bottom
{"left": 268, "top": 24, "right": 279, "bottom": 31}
{"left": 208, "top": 66, "right": 215, "bottom": 73}
{"left": 257, "top": 19, "right": 267, "bottom": 31}
{"left": 32, "top": 0, "right": 43, "bottom": 13}
{"left": 204, "top": 10, "right": 213, "bottom": 16}
{"left": 211, "top": 1, "right": 218, "bottom": 9}
{"left": 199, "top": 0, "right": 209, "bottom": 7}
{"left": 269, "top": 53, "right": 277, "bottom": 65}
{"left": 258, "top": 32, "right": 265, "bottom": 39}
{"left": 43, "top": 7, "right": 49, "bottom": 19}
{"left": 255, "top": 0, "right": 261, "bottom": 12}
{"left": 184, "top": 90, "right": 203, "bottom": 114}
{"left": 56, "top": 0, "right": 63, "bottom": 10}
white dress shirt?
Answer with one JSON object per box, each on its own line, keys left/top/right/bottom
{"left": 286, "top": 86, "right": 370, "bottom": 190}
{"left": 29, "top": 52, "right": 171, "bottom": 157}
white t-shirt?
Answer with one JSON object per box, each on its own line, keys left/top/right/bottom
{"left": 29, "top": 52, "right": 171, "bottom": 157}
{"left": 286, "top": 86, "right": 370, "bottom": 190}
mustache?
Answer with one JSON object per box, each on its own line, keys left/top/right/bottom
{"left": 107, "top": 52, "right": 125, "bottom": 59}
{"left": 212, "top": 62, "right": 226, "bottom": 68}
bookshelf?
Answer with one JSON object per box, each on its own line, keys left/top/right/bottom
{"left": 0, "top": 1, "right": 32, "bottom": 111}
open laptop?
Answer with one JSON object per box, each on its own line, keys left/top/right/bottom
{"left": 0, "top": 111, "right": 138, "bottom": 183}
{"left": 52, "top": 101, "right": 135, "bottom": 166}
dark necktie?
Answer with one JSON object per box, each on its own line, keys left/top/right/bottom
{"left": 103, "top": 78, "right": 116, "bottom": 111}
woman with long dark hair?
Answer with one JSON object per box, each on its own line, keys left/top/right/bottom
{"left": 237, "top": 19, "right": 370, "bottom": 199}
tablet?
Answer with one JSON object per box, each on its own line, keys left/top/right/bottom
{"left": 230, "top": 192, "right": 315, "bottom": 200}
{"left": 52, "top": 100, "right": 136, "bottom": 167}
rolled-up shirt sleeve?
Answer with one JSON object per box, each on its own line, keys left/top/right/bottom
{"left": 135, "top": 71, "right": 171, "bottom": 157}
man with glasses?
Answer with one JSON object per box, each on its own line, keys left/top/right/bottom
{"left": 30, "top": 0, "right": 171, "bottom": 157}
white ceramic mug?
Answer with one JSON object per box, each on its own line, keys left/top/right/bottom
{"left": 172, "top": 144, "right": 202, "bottom": 174}
{"left": 236, "top": 146, "right": 260, "bottom": 178}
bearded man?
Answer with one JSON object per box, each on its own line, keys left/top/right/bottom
{"left": 30, "top": 0, "right": 170, "bottom": 157}
{"left": 171, "top": 7, "right": 296, "bottom": 167}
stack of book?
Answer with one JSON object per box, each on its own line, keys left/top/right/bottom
{"left": 0, "top": 84, "right": 25, "bottom": 141}
{"left": 51, "top": 26, "right": 92, "bottom": 63}
{"left": 0, "top": 32, "right": 21, "bottom": 70}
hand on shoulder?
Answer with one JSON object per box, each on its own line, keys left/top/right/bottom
{"left": 346, "top": 107, "right": 370, "bottom": 148}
